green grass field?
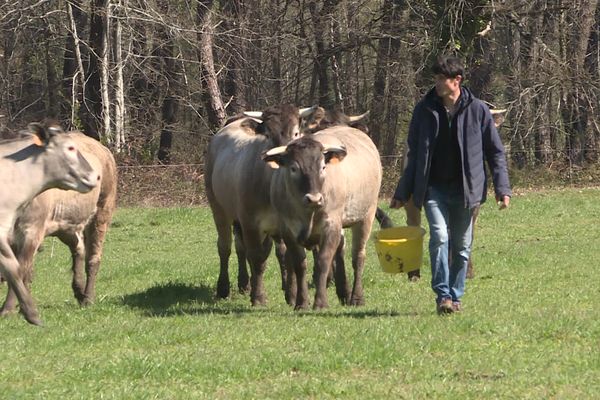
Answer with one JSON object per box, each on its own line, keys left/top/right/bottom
{"left": 1, "top": 188, "right": 599, "bottom": 399}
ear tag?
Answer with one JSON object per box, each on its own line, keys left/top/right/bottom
{"left": 327, "top": 157, "right": 341, "bottom": 165}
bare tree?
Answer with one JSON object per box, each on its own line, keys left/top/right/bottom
{"left": 197, "top": 0, "right": 226, "bottom": 131}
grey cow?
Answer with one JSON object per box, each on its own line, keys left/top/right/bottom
{"left": 263, "top": 126, "right": 382, "bottom": 309}
{"left": 205, "top": 104, "right": 316, "bottom": 305}
{"left": 0, "top": 123, "right": 99, "bottom": 325}
{"left": 1, "top": 132, "right": 117, "bottom": 316}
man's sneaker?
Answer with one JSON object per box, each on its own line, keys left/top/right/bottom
{"left": 436, "top": 298, "right": 454, "bottom": 315}
{"left": 452, "top": 301, "right": 462, "bottom": 312}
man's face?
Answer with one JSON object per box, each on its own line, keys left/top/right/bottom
{"left": 434, "top": 74, "right": 461, "bottom": 98}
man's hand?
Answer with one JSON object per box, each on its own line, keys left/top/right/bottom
{"left": 390, "top": 198, "right": 405, "bottom": 209}
{"left": 497, "top": 195, "right": 510, "bottom": 210}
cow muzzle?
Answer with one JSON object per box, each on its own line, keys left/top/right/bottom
{"left": 302, "top": 193, "right": 323, "bottom": 208}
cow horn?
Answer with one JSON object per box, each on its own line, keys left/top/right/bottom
{"left": 347, "top": 110, "right": 370, "bottom": 122}
{"left": 243, "top": 111, "right": 263, "bottom": 119}
{"left": 263, "top": 145, "right": 288, "bottom": 157}
{"left": 299, "top": 105, "right": 318, "bottom": 118}
{"left": 323, "top": 145, "right": 346, "bottom": 154}
{"left": 490, "top": 109, "right": 507, "bottom": 115}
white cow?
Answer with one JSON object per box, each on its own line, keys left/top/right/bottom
{"left": 0, "top": 123, "right": 98, "bottom": 325}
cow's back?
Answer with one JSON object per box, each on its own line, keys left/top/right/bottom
{"left": 313, "top": 127, "right": 382, "bottom": 225}
{"left": 14, "top": 133, "right": 117, "bottom": 239}
{"left": 206, "top": 119, "right": 277, "bottom": 228}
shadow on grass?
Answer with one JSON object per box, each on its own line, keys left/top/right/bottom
{"left": 122, "top": 281, "right": 217, "bottom": 315}
{"left": 121, "top": 281, "right": 421, "bottom": 318}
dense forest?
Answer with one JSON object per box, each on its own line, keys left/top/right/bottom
{"left": 1, "top": 0, "right": 600, "bottom": 176}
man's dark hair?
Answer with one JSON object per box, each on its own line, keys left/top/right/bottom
{"left": 431, "top": 55, "right": 465, "bottom": 78}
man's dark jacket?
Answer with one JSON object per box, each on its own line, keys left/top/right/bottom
{"left": 393, "top": 86, "right": 511, "bottom": 209}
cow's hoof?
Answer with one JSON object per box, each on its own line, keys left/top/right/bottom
{"left": 251, "top": 294, "right": 267, "bottom": 306}
{"left": 294, "top": 301, "right": 309, "bottom": 310}
{"left": 313, "top": 300, "right": 329, "bottom": 310}
{"left": 79, "top": 297, "right": 94, "bottom": 307}
{"left": 23, "top": 312, "right": 43, "bottom": 326}
{"left": 349, "top": 297, "right": 365, "bottom": 306}
{"left": 0, "top": 307, "right": 16, "bottom": 317}
{"left": 237, "top": 284, "right": 250, "bottom": 295}
{"left": 285, "top": 293, "right": 296, "bottom": 306}
{"left": 216, "top": 285, "right": 230, "bottom": 299}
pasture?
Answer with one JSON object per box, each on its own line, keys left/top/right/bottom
{"left": 1, "top": 188, "right": 599, "bottom": 399}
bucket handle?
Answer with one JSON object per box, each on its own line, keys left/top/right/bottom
{"left": 379, "top": 238, "right": 409, "bottom": 243}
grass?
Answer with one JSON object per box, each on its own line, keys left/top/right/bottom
{"left": 1, "top": 188, "right": 599, "bottom": 399}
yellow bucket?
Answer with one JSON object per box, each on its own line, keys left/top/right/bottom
{"left": 374, "top": 226, "right": 426, "bottom": 274}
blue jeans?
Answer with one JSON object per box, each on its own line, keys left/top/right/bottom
{"left": 423, "top": 183, "right": 474, "bottom": 304}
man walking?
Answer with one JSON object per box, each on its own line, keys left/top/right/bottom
{"left": 390, "top": 55, "right": 511, "bottom": 314}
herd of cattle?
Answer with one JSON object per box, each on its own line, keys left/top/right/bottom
{"left": 0, "top": 104, "right": 505, "bottom": 325}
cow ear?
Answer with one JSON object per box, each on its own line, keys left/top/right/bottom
{"left": 28, "top": 123, "right": 50, "bottom": 147}
{"left": 324, "top": 146, "right": 347, "bottom": 164}
{"left": 303, "top": 106, "right": 325, "bottom": 132}
{"left": 262, "top": 146, "right": 288, "bottom": 169}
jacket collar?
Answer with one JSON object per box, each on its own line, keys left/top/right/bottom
{"left": 424, "top": 86, "right": 474, "bottom": 115}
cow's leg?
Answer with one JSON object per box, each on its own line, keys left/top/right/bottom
{"left": 333, "top": 233, "right": 350, "bottom": 305}
{"left": 405, "top": 196, "right": 422, "bottom": 282}
{"left": 233, "top": 222, "right": 250, "bottom": 294}
{"left": 311, "top": 245, "right": 335, "bottom": 289}
{"left": 274, "top": 238, "right": 287, "bottom": 291}
{"left": 0, "top": 238, "right": 41, "bottom": 325}
{"left": 313, "top": 229, "right": 341, "bottom": 310}
{"left": 284, "top": 258, "right": 297, "bottom": 306}
{"left": 53, "top": 231, "right": 86, "bottom": 305}
{"left": 466, "top": 205, "right": 480, "bottom": 279}
{"left": 245, "top": 229, "right": 272, "bottom": 306}
{"left": 78, "top": 203, "right": 113, "bottom": 305}
{"left": 283, "top": 240, "right": 308, "bottom": 310}
{"left": 274, "top": 238, "right": 295, "bottom": 305}
{"left": 349, "top": 215, "right": 375, "bottom": 306}
{"left": 1, "top": 230, "right": 45, "bottom": 315}
{"left": 209, "top": 207, "right": 233, "bottom": 299}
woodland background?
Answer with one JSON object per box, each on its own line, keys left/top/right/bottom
{"left": 1, "top": 1, "right": 600, "bottom": 204}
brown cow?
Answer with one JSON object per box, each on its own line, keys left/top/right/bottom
{"left": 205, "top": 104, "right": 317, "bottom": 304}
{"left": 1, "top": 131, "right": 117, "bottom": 316}
{"left": 0, "top": 123, "right": 99, "bottom": 325}
{"left": 264, "top": 126, "right": 382, "bottom": 309}
{"left": 229, "top": 107, "right": 373, "bottom": 305}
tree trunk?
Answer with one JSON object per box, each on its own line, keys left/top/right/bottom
{"left": 562, "top": 0, "right": 598, "bottom": 165}
{"left": 156, "top": 0, "right": 179, "bottom": 163}
{"left": 101, "top": 0, "right": 112, "bottom": 143}
{"left": 197, "top": 0, "right": 226, "bottom": 131}
{"left": 369, "top": 0, "right": 405, "bottom": 153}
{"left": 308, "top": 0, "right": 339, "bottom": 109}
{"left": 63, "top": 0, "right": 87, "bottom": 128}
{"left": 80, "top": 0, "right": 108, "bottom": 140}
{"left": 45, "top": 36, "right": 60, "bottom": 119}
{"left": 113, "top": 0, "right": 125, "bottom": 152}
{"left": 221, "top": 0, "right": 247, "bottom": 113}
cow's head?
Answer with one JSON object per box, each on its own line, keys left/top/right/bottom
{"left": 28, "top": 122, "right": 99, "bottom": 193}
{"left": 262, "top": 137, "right": 346, "bottom": 209}
{"left": 301, "top": 107, "right": 370, "bottom": 134}
{"left": 243, "top": 105, "right": 318, "bottom": 146}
